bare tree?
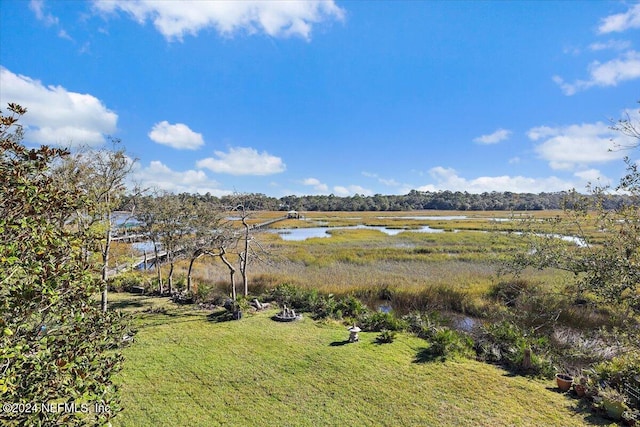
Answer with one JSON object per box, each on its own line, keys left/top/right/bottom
{"left": 226, "top": 194, "right": 271, "bottom": 298}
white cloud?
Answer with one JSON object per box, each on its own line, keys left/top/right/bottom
{"left": 333, "top": 185, "right": 373, "bottom": 197}
{"left": 196, "top": 146, "right": 285, "bottom": 175}
{"left": 417, "top": 166, "right": 581, "bottom": 194}
{"left": 131, "top": 160, "right": 230, "bottom": 195}
{"left": 0, "top": 67, "right": 117, "bottom": 146}
{"left": 57, "top": 29, "right": 73, "bottom": 40}
{"left": 148, "top": 121, "right": 204, "bottom": 150}
{"left": 30, "top": 0, "right": 58, "bottom": 26}
{"left": 302, "top": 177, "right": 329, "bottom": 192}
{"left": 553, "top": 51, "right": 640, "bottom": 95}
{"left": 303, "top": 177, "right": 321, "bottom": 185}
{"left": 362, "top": 171, "right": 402, "bottom": 187}
{"left": 574, "top": 169, "right": 609, "bottom": 184}
{"left": 473, "top": 128, "right": 512, "bottom": 145}
{"left": 508, "top": 157, "right": 521, "bottom": 164}
{"left": 598, "top": 3, "right": 640, "bottom": 34}
{"left": 379, "top": 177, "right": 401, "bottom": 187}
{"left": 30, "top": 0, "right": 74, "bottom": 41}
{"left": 528, "top": 121, "right": 630, "bottom": 170}
{"left": 93, "top": 0, "right": 345, "bottom": 41}
{"left": 589, "top": 39, "right": 632, "bottom": 51}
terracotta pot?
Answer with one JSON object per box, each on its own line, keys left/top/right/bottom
{"left": 574, "top": 383, "right": 586, "bottom": 397}
{"left": 556, "top": 373, "right": 573, "bottom": 392}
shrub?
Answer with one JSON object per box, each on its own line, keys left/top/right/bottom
{"left": 593, "top": 352, "right": 640, "bottom": 390}
{"left": 475, "top": 320, "right": 553, "bottom": 377}
{"left": 418, "top": 328, "right": 474, "bottom": 361}
{"left": 402, "top": 311, "right": 439, "bottom": 339}
{"left": 310, "top": 294, "right": 338, "bottom": 319}
{"left": 336, "top": 295, "right": 368, "bottom": 319}
{"left": 270, "top": 283, "right": 308, "bottom": 308}
{"left": 268, "top": 284, "right": 371, "bottom": 320}
{"left": 359, "top": 311, "right": 407, "bottom": 332}
{"left": 173, "top": 275, "right": 186, "bottom": 292}
{"left": 107, "top": 271, "right": 144, "bottom": 292}
{"left": 376, "top": 329, "right": 397, "bottom": 344}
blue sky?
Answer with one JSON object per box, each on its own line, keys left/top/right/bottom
{"left": 1, "top": 0, "right": 639, "bottom": 197}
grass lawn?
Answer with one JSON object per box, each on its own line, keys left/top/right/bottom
{"left": 111, "top": 293, "right": 613, "bottom": 427}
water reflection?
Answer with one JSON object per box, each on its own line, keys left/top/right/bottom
{"left": 377, "top": 215, "right": 468, "bottom": 220}
{"left": 272, "top": 225, "right": 444, "bottom": 241}
{"left": 132, "top": 241, "right": 159, "bottom": 253}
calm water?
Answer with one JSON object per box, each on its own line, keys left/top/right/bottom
{"left": 377, "top": 215, "right": 468, "bottom": 220}
{"left": 272, "top": 224, "right": 444, "bottom": 241}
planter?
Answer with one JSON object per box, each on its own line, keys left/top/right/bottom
{"left": 556, "top": 374, "right": 573, "bottom": 392}
{"left": 602, "top": 397, "right": 627, "bottom": 421}
{"left": 574, "top": 383, "right": 586, "bottom": 397}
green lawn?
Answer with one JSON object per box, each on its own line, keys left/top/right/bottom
{"left": 111, "top": 293, "right": 612, "bottom": 427}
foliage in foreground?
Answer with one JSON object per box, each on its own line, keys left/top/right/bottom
{"left": 500, "top": 105, "right": 640, "bottom": 317}
{"left": 0, "top": 104, "right": 129, "bottom": 426}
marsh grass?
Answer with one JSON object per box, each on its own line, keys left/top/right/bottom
{"left": 143, "top": 212, "right": 577, "bottom": 318}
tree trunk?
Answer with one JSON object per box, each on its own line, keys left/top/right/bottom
{"left": 241, "top": 216, "right": 250, "bottom": 297}
{"left": 154, "top": 241, "right": 163, "bottom": 294}
{"left": 230, "top": 269, "right": 236, "bottom": 301}
{"left": 168, "top": 261, "right": 174, "bottom": 295}
{"left": 240, "top": 251, "right": 248, "bottom": 297}
{"left": 101, "top": 223, "right": 112, "bottom": 312}
{"left": 219, "top": 249, "right": 237, "bottom": 300}
{"left": 187, "top": 251, "right": 202, "bottom": 293}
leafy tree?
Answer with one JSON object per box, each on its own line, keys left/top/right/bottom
{"left": 0, "top": 104, "right": 129, "bottom": 425}
{"left": 184, "top": 198, "right": 224, "bottom": 294}
{"left": 53, "top": 141, "right": 136, "bottom": 311}
{"left": 505, "top": 104, "right": 640, "bottom": 318}
{"left": 151, "top": 192, "right": 192, "bottom": 294}
{"left": 134, "top": 194, "right": 165, "bottom": 290}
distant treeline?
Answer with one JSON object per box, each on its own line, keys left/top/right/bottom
{"left": 122, "top": 189, "right": 633, "bottom": 212}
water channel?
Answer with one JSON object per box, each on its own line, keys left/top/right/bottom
{"left": 270, "top": 224, "right": 445, "bottom": 241}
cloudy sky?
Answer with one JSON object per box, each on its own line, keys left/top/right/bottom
{"left": 1, "top": 1, "right": 639, "bottom": 197}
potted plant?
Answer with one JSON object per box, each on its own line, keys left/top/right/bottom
{"left": 556, "top": 373, "right": 573, "bottom": 392}
{"left": 573, "top": 376, "right": 588, "bottom": 397}
{"left": 599, "top": 387, "right": 629, "bottom": 421}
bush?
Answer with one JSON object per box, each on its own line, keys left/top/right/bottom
{"left": 310, "top": 294, "right": 338, "bottom": 319}
{"left": 194, "top": 283, "right": 228, "bottom": 305}
{"left": 269, "top": 283, "right": 311, "bottom": 309}
{"left": 593, "top": 352, "right": 640, "bottom": 389}
{"left": 268, "top": 284, "right": 370, "bottom": 320}
{"left": 418, "top": 328, "right": 474, "bottom": 362}
{"left": 402, "top": 311, "right": 439, "bottom": 339}
{"left": 107, "top": 271, "right": 144, "bottom": 292}
{"left": 336, "top": 295, "right": 368, "bottom": 319}
{"left": 359, "top": 311, "right": 407, "bottom": 332}
{"left": 475, "top": 320, "right": 553, "bottom": 377}
{"left": 376, "top": 329, "right": 397, "bottom": 344}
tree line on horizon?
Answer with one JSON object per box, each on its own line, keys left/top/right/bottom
{"left": 122, "top": 189, "right": 633, "bottom": 213}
